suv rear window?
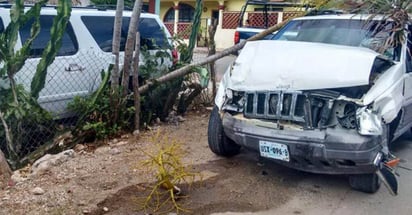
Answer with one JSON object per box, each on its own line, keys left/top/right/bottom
{"left": 19, "top": 15, "right": 78, "bottom": 57}
{"left": 81, "top": 16, "right": 170, "bottom": 52}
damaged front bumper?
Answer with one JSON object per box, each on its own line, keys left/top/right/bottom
{"left": 222, "top": 113, "right": 383, "bottom": 174}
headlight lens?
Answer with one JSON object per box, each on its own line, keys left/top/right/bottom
{"left": 356, "top": 107, "right": 383, "bottom": 136}
{"left": 222, "top": 89, "right": 245, "bottom": 112}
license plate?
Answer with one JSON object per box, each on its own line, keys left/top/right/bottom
{"left": 259, "top": 141, "right": 290, "bottom": 162}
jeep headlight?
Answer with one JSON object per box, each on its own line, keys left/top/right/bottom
{"left": 222, "top": 89, "right": 245, "bottom": 113}
{"left": 356, "top": 107, "right": 383, "bottom": 136}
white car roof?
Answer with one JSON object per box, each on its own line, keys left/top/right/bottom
{"left": 0, "top": 5, "right": 159, "bottom": 18}
{"left": 293, "top": 14, "right": 390, "bottom": 21}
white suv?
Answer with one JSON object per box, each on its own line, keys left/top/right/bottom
{"left": 209, "top": 14, "right": 412, "bottom": 194}
{"left": 0, "top": 5, "right": 174, "bottom": 117}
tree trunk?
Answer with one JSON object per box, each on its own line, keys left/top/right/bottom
{"left": 122, "top": 0, "right": 142, "bottom": 97}
{"left": 133, "top": 32, "right": 141, "bottom": 131}
{"left": 7, "top": 74, "right": 19, "bottom": 105}
{"left": 208, "top": 19, "right": 218, "bottom": 98}
{"left": 111, "top": 0, "right": 124, "bottom": 87}
{"left": 138, "top": 20, "right": 289, "bottom": 94}
{"left": 110, "top": 0, "right": 124, "bottom": 124}
{"left": 0, "top": 149, "right": 12, "bottom": 189}
{"left": 0, "top": 111, "right": 17, "bottom": 167}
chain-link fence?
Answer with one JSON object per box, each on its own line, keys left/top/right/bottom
{"left": 0, "top": 47, "right": 213, "bottom": 168}
{"left": 0, "top": 4, "right": 212, "bottom": 169}
{"left": 0, "top": 49, "right": 112, "bottom": 167}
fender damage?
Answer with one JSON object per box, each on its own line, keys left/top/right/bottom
{"left": 214, "top": 41, "right": 401, "bottom": 194}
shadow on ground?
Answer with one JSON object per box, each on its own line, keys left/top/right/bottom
{"left": 90, "top": 147, "right": 360, "bottom": 215}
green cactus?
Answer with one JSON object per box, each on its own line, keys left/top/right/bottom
{"left": 0, "top": 0, "right": 72, "bottom": 168}
{"left": 180, "top": 0, "right": 203, "bottom": 64}
{"left": 0, "top": 0, "right": 47, "bottom": 167}
{"left": 31, "top": 0, "right": 72, "bottom": 99}
{"left": 0, "top": 0, "right": 46, "bottom": 104}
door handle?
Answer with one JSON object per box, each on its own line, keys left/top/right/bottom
{"left": 65, "top": 63, "right": 85, "bottom": 72}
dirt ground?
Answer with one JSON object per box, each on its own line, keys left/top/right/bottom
{"left": 0, "top": 108, "right": 306, "bottom": 215}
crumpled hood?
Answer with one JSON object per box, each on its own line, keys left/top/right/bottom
{"left": 229, "top": 40, "right": 381, "bottom": 91}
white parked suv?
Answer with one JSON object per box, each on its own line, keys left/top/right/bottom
{"left": 0, "top": 5, "right": 174, "bottom": 117}
{"left": 209, "top": 14, "right": 412, "bottom": 194}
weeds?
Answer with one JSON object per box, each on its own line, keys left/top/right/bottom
{"left": 138, "top": 130, "right": 201, "bottom": 214}
{"left": 68, "top": 70, "right": 135, "bottom": 141}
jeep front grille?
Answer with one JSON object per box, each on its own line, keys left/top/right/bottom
{"left": 244, "top": 92, "right": 305, "bottom": 123}
{"left": 244, "top": 91, "right": 340, "bottom": 129}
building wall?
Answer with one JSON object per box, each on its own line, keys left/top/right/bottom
{"left": 202, "top": 1, "right": 219, "bottom": 19}
{"left": 156, "top": 0, "right": 301, "bottom": 49}
{"left": 160, "top": 2, "right": 174, "bottom": 21}
{"left": 216, "top": 0, "right": 242, "bottom": 49}
{"left": 225, "top": 0, "right": 245, "bottom": 12}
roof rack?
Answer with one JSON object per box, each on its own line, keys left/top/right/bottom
{"left": 305, "top": 9, "right": 345, "bottom": 16}
{"left": 83, "top": 4, "right": 135, "bottom": 11}
{"left": 0, "top": 3, "right": 137, "bottom": 12}
{"left": 242, "top": 0, "right": 310, "bottom": 7}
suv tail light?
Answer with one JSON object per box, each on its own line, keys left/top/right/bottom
{"left": 172, "top": 49, "right": 178, "bottom": 65}
{"left": 234, "top": 31, "right": 240, "bottom": 44}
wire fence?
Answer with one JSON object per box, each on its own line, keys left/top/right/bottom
{"left": 0, "top": 47, "right": 212, "bottom": 167}
{"left": 0, "top": 50, "right": 112, "bottom": 165}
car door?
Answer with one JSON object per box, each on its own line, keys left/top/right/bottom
{"left": 15, "top": 15, "right": 104, "bottom": 118}
{"left": 400, "top": 26, "right": 412, "bottom": 127}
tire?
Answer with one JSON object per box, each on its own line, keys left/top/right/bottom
{"left": 348, "top": 173, "right": 381, "bottom": 193}
{"left": 388, "top": 111, "right": 401, "bottom": 147}
{"left": 207, "top": 106, "right": 241, "bottom": 157}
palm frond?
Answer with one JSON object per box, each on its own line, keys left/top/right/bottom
{"left": 341, "top": 0, "right": 411, "bottom": 56}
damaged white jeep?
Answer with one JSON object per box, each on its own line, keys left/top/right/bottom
{"left": 208, "top": 14, "right": 412, "bottom": 194}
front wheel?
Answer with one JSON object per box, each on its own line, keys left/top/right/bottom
{"left": 207, "top": 106, "right": 241, "bottom": 157}
{"left": 348, "top": 173, "right": 380, "bottom": 193}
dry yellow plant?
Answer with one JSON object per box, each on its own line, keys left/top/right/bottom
{"left": 138, "top": 130, "right": 201, "bottom": 214}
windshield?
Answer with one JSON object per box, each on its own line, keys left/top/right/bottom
{"left": 273, "top": 19, "right": 401, "bottom": 61}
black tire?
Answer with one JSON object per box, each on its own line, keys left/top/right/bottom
{"left": 207, "top": 106, "right": 241, "bottom": 156}
{"left": 348, "top": 173, "right": 381, "bottom": 193}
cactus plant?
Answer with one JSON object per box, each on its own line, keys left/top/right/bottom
{"left": 0, "top": 0, "right": 72, "bottom": 168}
{"left": 31, "top": 0, "right": 71, "bottom": 99}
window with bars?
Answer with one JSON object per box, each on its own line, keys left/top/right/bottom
{"left": 164, "top": 3, "right": 195, "bottom": 23}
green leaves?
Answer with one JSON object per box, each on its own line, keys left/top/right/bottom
{"left": 180, "top": 0, "right": 203, "bottom": 64}
{"left": 31, "top": 0, "right": 72, "bottom": 99}
{"left": 0, "top": 0, "right": 46, "bottom": 77}
{"left": 193, "top": 66, "right": 209, "bottom": 88}
{"left": 0, "top": 0, "right": 71, "bottom": 167}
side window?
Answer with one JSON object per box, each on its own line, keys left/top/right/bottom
{"left": 81, "top": 16, "right": 169, "bottom": 52}
{"left": 407, "top": 26, "right": 412, "bottom": 73}
{"left": 81, "top": 16, "right": 129, "bottom": 52}
{"left": 139, "top": 18, "right": 169, "bottom": 50}
{"left": 19, "top": 15, "right": 78, "bottom": 58}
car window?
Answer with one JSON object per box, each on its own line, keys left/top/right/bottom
{"left": 273, "top": 19, "right": 401, "bottom": 61}
{"left": 80, "top": 16, "right": 127, "bottom": 52}
{"left": 139, "top": 18, "right": 170, "bottom": 50}
{"left": 19, "top": 15, "right": 78, "bottom": 58}
{"left": 81, "top": 16, "right": 170, "bottom": 52}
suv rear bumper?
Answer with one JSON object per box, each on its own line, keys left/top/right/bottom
{"left": 222, "top": 113, "right": 382, "bottom": 175}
